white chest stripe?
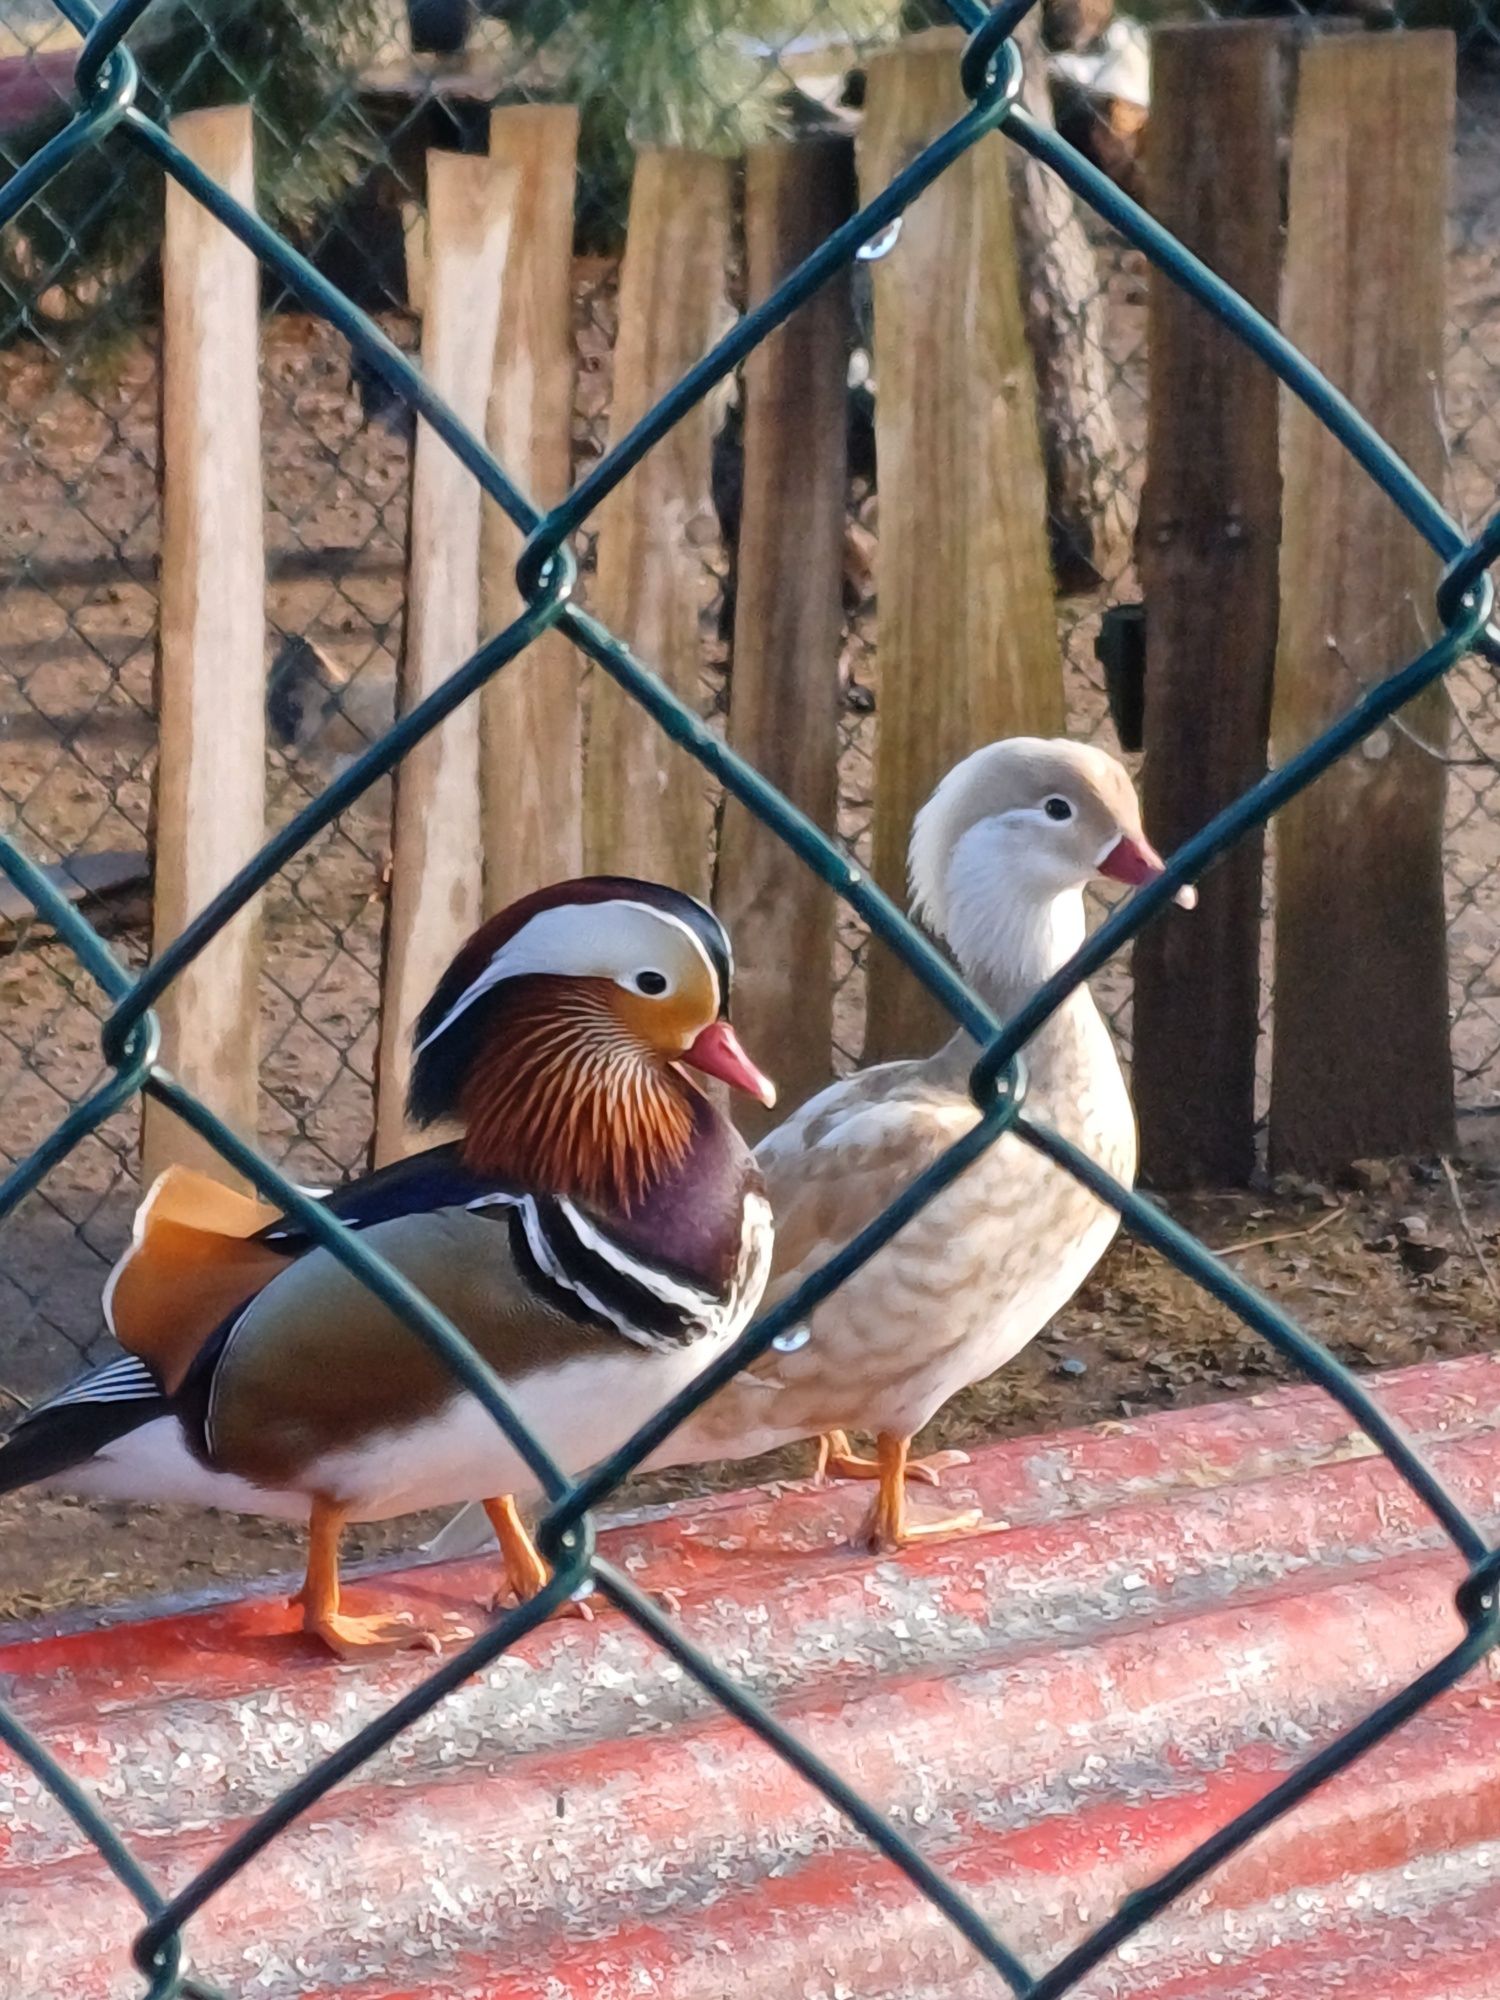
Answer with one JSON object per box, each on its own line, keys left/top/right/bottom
{"left": 557, "top": 1197, "right": 720, "bottom": 1316}
{"left": 472, "top": 1191, "right": 727, "bottom": 1354}
{"left": 515, "top": 1196, "right": 671, "bottom": 1352}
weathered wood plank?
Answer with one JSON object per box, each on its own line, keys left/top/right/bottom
{"left": 1132, "top": 21, "right": 1284, "bottom": 1188}
{"left": 716, "top": 138, "right": 853, "bottom": 1134}
{"left": 144, "top": 105, "right": 266, "bottom": 1188}
{"left": 584, "top": 148, "right": 731, "bottom": 894}
{"left": 859, "top": 30, "right": 1063, "bottom": 1062}
{"left": 480, "top": 104, "right": 584, "bottom": 912}
{"left": 1271, "top": 30, "right": 1456, "bottom": 1171}
{"left": 374, "top": 152, "right": 515, "bottom": 1163}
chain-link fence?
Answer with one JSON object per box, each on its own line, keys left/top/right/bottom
{"left": 1, "top": 0, "right": 1500, "bottom": 1993}
{"left": 4, "top": 0, "right": 1500, "bottom": 1404}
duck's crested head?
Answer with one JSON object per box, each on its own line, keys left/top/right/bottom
{"left": 909, "top": 737, "right": 1192, "bottom": 979}
{"left": 408, "top": 876, "right": 773, "bottom": 1209}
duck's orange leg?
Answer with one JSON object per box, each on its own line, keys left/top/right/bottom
{"left": 294, "top": 1497, "right": 441, "bottom": 1660}
{"left": 815, "top": 1428, "right": 970, "bottom": 1489}
{"left": 484, "top": 1496, "right": 592, "bottom": 1621}
{"left": 858, "top": 1433, "right": 983, "bottom": 1553}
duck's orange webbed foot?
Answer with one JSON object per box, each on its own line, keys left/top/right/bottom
{"left": 484, "top": 1495, "right": 594, "bottom": 1623}
{"left": 293, "top": 1499, "right": 447, "bottom": 1659}
{"left": 814, "top": 1429, "right": 971, "bottom": 1490}
{"left": 299, "top": 1604, "right": 444, "bottom": 1661}
{"left": 856, "top": 1433, "right": 984, "bottom": 1554}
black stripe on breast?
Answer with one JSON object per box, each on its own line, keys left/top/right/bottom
{"left": 504, "top": 1204, "right": 614, "bottom": 1334}
{"left": 530, "top": 1199, "right": 705, "bottom": 1349}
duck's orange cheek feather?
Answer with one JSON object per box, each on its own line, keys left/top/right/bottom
{"left": 107, "top": 1165, "right": 291, "bottom": 1395}
{"left": 609, "top": 984, "right": 707, "bottom": 1053}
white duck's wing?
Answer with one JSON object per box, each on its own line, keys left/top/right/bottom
{"left": 742, "top": 1064, "right": 981, "bottom": 1388}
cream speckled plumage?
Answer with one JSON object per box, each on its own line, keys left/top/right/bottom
{"left": 642, "top": 736, "right": 1187, "bottom": 1535}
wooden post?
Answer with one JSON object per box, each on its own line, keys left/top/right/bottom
{"left": 860, "top": 30, "right": 1063, "bottom": 1063}
{"left": 374, "top": 153, "right": 516, "bottom": 1163}
{"left": 480, "top": 105, "right": 584, "bottom": 913}
{"left": 584, "top": 148, "right": 731, "bottom": 894}
{"left": 1007, "top": 10, "right": 1132, "bottom": 597}
{"left": 716, "top": 138, "right": 853, "bottom": 1134}
{"left": 144, "top": 106, "right": 265, "bottom": 1189}
{"left": 1270, "top": 31, "right": 1456, "bottom": 1172}
{"left": 1132, "top": 23, "right": 1284, "bottom": 1188}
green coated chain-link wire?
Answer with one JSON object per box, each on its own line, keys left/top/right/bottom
{"left": 1, "top": 2, "right": 1499, "bottom": 1995}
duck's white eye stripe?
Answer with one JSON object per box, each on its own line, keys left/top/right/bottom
{"left": 413, "top": 899, "right": 720, "bottom": 1054}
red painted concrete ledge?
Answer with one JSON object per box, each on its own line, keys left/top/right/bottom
{"left": 3, "top": 1353, "right": 1500, "bottom": 1998}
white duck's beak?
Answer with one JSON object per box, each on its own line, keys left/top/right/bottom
{"left": 1098, "top": 832, "right": 1198, "bottom": 910}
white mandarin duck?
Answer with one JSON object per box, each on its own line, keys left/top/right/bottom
{"left": 647, "top": 735, "right": 1192, "bottom": 1547}
{"left": 0, "top": 878, "right": 776, "bottom": 1656}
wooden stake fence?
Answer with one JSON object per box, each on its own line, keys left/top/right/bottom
{"left": 480, "top": 105, "right": 583, "bottom": 914}
{"left": 143, "top": 105, "right": 265, "bottom": 1189}
{"left": 374, "top": 153, "right": 515, "bottom": 1162}
{"left": 141, "top": 32, "right": 1466, "bottom": 1193}
{"left": 716, "top": 137, "right": 853, "bottom": 1132}
{"left": 859, "top": 29, "right": 1063, "bottom": 1063}
{"left": 583, "top": 148, "right": 731, "bottom": 896}
{"left": 1132, "top": 22, "right": 1283, "bottom": 1189}
{"left": 1270, "top": 31, "right": 1456, "bottom": 1172}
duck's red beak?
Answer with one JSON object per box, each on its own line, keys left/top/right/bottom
{"left": 683, "top": 1021, "right": 777, "bottom": 1108}
{"left": 1099, "top": 833, "right": 1197, "bottom": 909}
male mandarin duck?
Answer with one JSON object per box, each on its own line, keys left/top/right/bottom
{"left": 0, "top": 877, "right": 776, "bottom": 1657}
{"left": 650, "top": 736, "right": 1194, "bottom": 1549}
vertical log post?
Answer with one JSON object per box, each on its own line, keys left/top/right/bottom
{"left": 1132, "top": 22, "right": 1284, "bottom": 1188}
{"left": 144, "top": 105, "right": 266, "bottom": 1189}
{"left": 584, "top": 148, "right": 731, "bottom": 894}
{"left": 1271, "top": 31, "right": 1456, "bottom": 1172}
{"left": 716, "top": 137, "right": 853, "bottom": 1133}
{"left": 481, "top": 105, "right": 583, "bottom": 912}
{"left": 374, "top": 154, "right": 516, "bottom": 1162}
{"left": 860, "top": 30, "right": 1063, "bottom": 1064}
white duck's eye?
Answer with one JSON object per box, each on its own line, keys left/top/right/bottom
{"left": 634, "top": 969, "right": 669, "bottom": 996}
{"left": 1043, "top": 796, "right": 1074, "bottom": 822}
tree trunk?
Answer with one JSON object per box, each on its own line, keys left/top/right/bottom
{"left": 1006, "top": 13, "right": 1133, "bottom": 597}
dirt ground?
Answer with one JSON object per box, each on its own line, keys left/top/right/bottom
{"left": 6, "top": 76, "right": 1500, "bottom": 1630}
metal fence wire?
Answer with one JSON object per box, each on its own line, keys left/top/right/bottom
{"left": 3, "top": 0, "right": 1500, "bottom": 1995}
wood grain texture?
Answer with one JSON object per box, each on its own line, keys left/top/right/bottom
{"left": 145, "top": 106, "right": 266, "bottom": 1189}
{"left": 375, "top": 153, "right": 516, "bottom": 1163}
{"left": 583, "top": 148, "right": 731, "bottom": 894}
{"left": 716, "top": 138, "right": 853, "bottom": 1136}
{"left": 1271, "top": 30, "right": 1456, "bottom": 1172}
{"left": 480, "top": 105, "right": 583, "bottom": 913}
{"left": 859, "top": 30, "right": 1063, "bottom": 1063}
{"left": 1132, "top": 23, "right": 1284, "bottom": 1188}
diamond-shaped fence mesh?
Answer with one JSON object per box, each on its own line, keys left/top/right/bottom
{"left": 3, "top": 0, "right": 1500, "bottom": 1993}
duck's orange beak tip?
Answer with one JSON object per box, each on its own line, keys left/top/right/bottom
{"left": 684, "top": 1020, "right": 777, "bottom": 1108}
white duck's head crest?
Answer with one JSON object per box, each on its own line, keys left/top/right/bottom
{"left": 908, "top": 737, "right": 1193, "bottom": 987}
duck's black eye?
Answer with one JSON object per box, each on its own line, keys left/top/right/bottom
{"left": 635, "top": 970, "right": 669, "bottom": 996}
{"left": 1043, "top": 796, "right": 1073, "bottom": 822}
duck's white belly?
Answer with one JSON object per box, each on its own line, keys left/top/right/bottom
{"left": 323, "top": 1343, "right": 724, "bottom": 1519}
{"left": 59, "top": 1342, "right": 733, "bottom": 1523}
